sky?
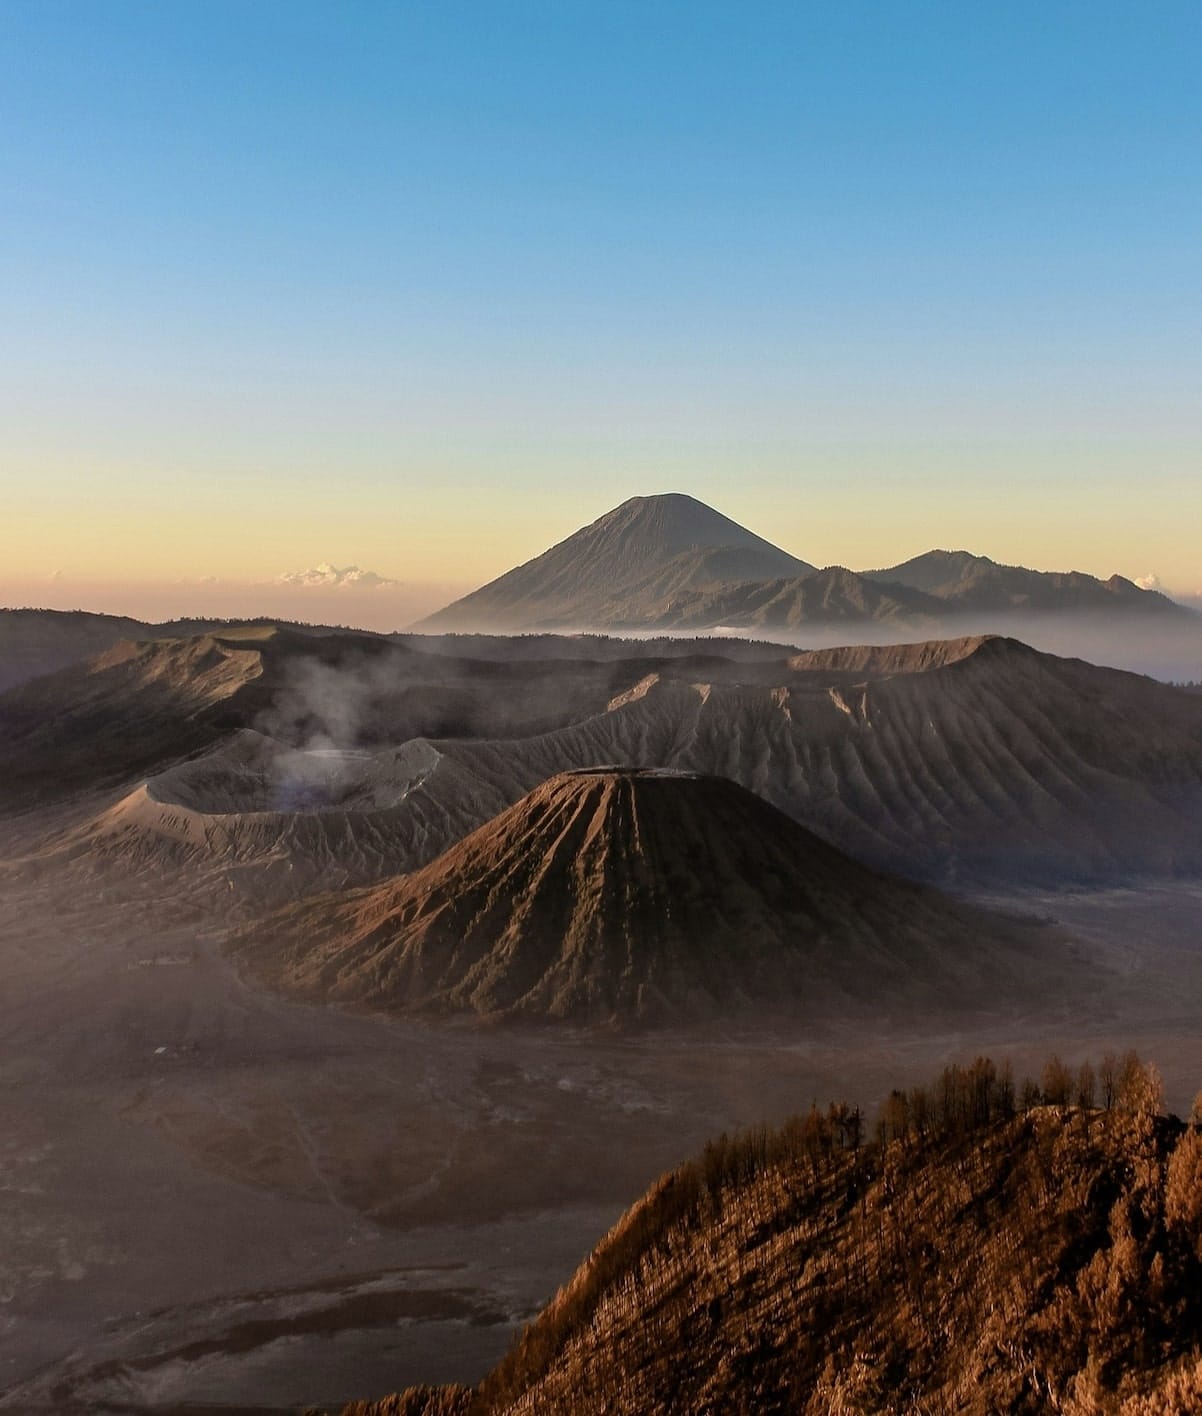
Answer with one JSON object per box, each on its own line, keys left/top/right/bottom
{"left": 1, "top": 1, "right": 1199, "bottom": 626}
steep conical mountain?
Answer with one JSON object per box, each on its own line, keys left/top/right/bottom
{"left": 414, "top": 494, "right": 814, "bottom": 632}
{"left": 344, "top": 1073, "right": 1202, "bottom": 1416}
{"left": 229, "top": 767, "right": 1073, "bottom": 1024}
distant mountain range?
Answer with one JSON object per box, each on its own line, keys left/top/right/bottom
{"left": 415, "top": 492, "right": 1187, "bottom": 633}
{"left": 1, "top": 494, "right": 1191, "bottom": 695}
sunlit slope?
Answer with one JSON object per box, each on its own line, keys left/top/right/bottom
{"left": 346, "top": 1088, "right": 1202, "bottom": 1414}
{"left": 229, "top": 768, "right": 1072, "bottom": 1023}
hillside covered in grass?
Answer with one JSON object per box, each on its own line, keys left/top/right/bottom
{"left": 343, "top": 1055, "right": 1202, "bottom": 1415}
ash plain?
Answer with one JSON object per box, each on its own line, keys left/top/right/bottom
{"left": 2, "top": 801, "right": 1200, "bottom": 1414}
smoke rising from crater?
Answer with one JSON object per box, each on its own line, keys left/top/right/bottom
{"left": 257, "top": 655, "right": 382, "bottom": 751}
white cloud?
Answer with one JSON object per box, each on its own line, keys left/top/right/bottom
{"left": 273, "top": 562, "right": 400, "bottom": 590}
{"left": 1135, "top": 572, "right": 1163, "bottom": 591}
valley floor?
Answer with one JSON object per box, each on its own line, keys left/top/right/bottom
{"left": 1, "top": 830, "right": 1200, "bottom": 1413}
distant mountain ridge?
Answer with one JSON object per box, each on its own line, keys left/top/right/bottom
{"left": 2, "top": 499, "right": 1190, "bottom": 689}
{"left": 0, "top": 607, "right": 381, "bottom": 692}
{"left": 415, "top": 494, "right": 1188, "bottom": 634}
{"left": 864, "top": 548, "right": 1174, "bottom": 614}
{"left": 653, "top": 564, "right": 946, "bottom": 631}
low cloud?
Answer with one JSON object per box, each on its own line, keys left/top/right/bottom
{"left": 273, "top": 562, "right": 400, "bottom": 590}
{"left": 1135, "top": 572, "right": 1163, "bottom": 592}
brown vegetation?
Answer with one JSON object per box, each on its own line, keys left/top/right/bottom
{"left": 343, "top": 1055, "right": 1202, "bottom": 1415}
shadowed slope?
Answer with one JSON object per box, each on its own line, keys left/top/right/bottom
{"left": 229, "top": 768, "right": 1074, "bottom": 1024}
{"left": 0, "top": 608, "right": 152, "bottom": 692}
{"left": 0, "top": 627, "right": 419, "bottom": 810}
{"left": 0, "top": 632, "right": 273, "bottom": 807}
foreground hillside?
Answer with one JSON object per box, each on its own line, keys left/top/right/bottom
{"left": 230, "top": 768, "right": 1073, "bottom": 1024}
{"left": 345, "top": 1061, "right": 1202, "bottom": 1414}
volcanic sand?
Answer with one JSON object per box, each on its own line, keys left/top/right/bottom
{"left": 2, "top": 801, "right": 1201, "bottom": 1411}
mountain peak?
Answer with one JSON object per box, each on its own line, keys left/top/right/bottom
{"left": 584, "top": 492, "right": 796, "bottom": 558}
{"left": 415, "top": 495, "right": 813, "bottom": 632}
{"left": 230, "top": 767, "right": 1066, "bottom": 1025}
{"left": 610, "top": 491, "right": 705, "bottom": 510}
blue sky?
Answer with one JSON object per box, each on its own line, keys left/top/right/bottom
{"left": 1, "top": 1, "right": 1199, "bottom": 612}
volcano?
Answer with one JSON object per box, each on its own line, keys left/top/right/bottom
{"left": 412, "top": 494, "right": 1185, "bottom": 635}
{"left": 413, "top": 493, "right": 814, "bottom": 632}
{"left": 230, "top": 767, "right": 1075, "bottom": 1024}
